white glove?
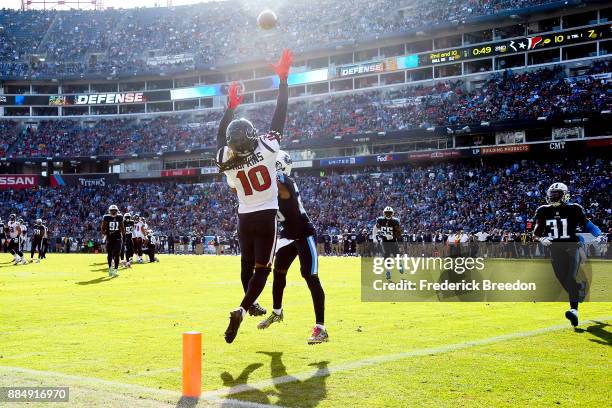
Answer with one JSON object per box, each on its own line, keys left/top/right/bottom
{"left": 539, "top": 237, "right": 552, "bottom": 247}
{"left": 385, "top": 234, "right": 394, "bottom": 240}
{"left": 594, "top": 235, "right": 607, "bottom": 245}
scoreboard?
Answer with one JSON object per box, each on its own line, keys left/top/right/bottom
{"left": 339, "top": 23, "right": 611, "bottom": 75}
{"left": 418, "top": 23, "right": 611, "bottom": 66}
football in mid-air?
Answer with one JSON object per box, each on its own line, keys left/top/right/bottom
{"left": 257, "top": 9, "right": 278, "bottom": 30}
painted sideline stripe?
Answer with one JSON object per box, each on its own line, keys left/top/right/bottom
{"left": 203, "top": 316, "right": 611, "bottom": 398}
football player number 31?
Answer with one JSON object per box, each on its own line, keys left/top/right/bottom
{"left": 546, "top": 218, "right": 570, "bottom": 239}
{"left": 236, "top": 165, "right": 272, "bottom": 196}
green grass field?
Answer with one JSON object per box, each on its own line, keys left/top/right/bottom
{"left": 0, "top": 254, "right": 610, "bottom": 407}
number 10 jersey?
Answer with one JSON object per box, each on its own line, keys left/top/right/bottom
{"left": 217, "top": 134, "right": 280, "bottom": 214}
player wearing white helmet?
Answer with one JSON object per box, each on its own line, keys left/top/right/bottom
{"left": 29, "top": 218, "right": 46, "bottom": 263}
{"left": 373, "top": 207, "right": 402, "bottom": 280}
{"left": 101, "top": 205, "right": 124, "bottom": 277}
{"left": 533, "top": 182, "right": 605, "bottom": 327}
{"left": 7, "top": 214, "right": 25, "bottom": 265}
{"left": 121, "top": 213, "right": 135, "bottom": 268}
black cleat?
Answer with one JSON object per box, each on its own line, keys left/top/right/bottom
{"left": 248, "top": 303, "right": 267, "bottom": 317}
{"left": 224, "top": 310, "right": 243, "bottom": 343}
{"left": 565, "top": 309, "right": 579, "bottom": 327}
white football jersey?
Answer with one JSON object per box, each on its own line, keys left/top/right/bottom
{"left": 218, "top": 135, "right": 279, "bottom": 214}
{"left": 8, "top": 221, "right": 20, "bottom": 239}
{"left": 134, "top": 222, "right": 145, "bottom": 238}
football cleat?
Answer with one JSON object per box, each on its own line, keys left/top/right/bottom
{"left": 565, "top": 309, "right": 579, "bottom": 327}
{"left": 224, "top": 310, "right": 244, "bottom": 344}
{"left": 108, "top": 267, "right": 113, "bottom": 277}
{"left": 113, "top": 269, "right": 119, "bottom": 277}
{"left": 257, "top": 310, "right": 284, "bottom": 329}
{"left": 35, "top": 259, "right": 40, "bottom": 263}
{"left": 20, "top": 258, "right": 27, "bottom": 265}
{"left": 307, "top": 326, "right": 329, "bottom": 345}
{"left": 248, "top": 302, "right": 267, "bottom": 317}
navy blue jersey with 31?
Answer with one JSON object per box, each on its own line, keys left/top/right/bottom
{"left": 533, "top": 203, "right": 588, "bottom": 242}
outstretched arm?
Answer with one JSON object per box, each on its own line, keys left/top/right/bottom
{"left": 270, "top": 49, "right": 292, "bottom": 135}
{"left": 216, "top": 82, "right": 244, "bottom": 150}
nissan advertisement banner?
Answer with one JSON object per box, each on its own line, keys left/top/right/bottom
{"left": 0, "top": 174, "right": 38, "bottom": 190}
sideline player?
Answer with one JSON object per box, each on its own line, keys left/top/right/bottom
{"left": 0, "top": 218, "right": 6, "bottom": 253}
{"left": 7, "top": 214, "right": 25, "bottom": 265}
{"left": 373, "top": 206, "right": 402, "bottom": 280}
{"left": 533, "top": 182, "right": 605, "bottom": 327}
{"left": 29, "top": 219, "right": 46, "bottom": 263}
{"left": 133, "top": 214, "right": 147, "bottom": 264}
{"left": 101, "top": 205, "right": 124, "bottom": 277}
{"left": 121, "top": 213, "right": 135, "bottom": 268}
{"left": 19, "top": 218, "right": 28, "bottom": 255}
{"left": 218, "top": 49, "right": 292, "bottom": 344}
{"left": 257, "top": 151, "right": 328, "bottom": 344}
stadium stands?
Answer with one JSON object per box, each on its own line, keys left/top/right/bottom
{"left": 2, "top": 61, "right": 610, "bottom": 157}
{"left": 1, "top": 153, "right": 608, "bottom": 246}
{"left": 0, "top": 0, "right": 568, "bottom": 79}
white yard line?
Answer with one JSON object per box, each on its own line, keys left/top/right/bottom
{"left": 203, "top": 316, "right": 611, "bottom": 398}
{"left": 0, "top": 366, "right": 282, "bottom": 408}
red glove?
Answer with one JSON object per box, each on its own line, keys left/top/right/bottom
{"left": 270, "top": 48, "right": 293, "bottom": 82}
{"left": 227, "top": 81, "right": 244, "bottom": 109}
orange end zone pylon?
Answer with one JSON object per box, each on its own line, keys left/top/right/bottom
{"left": 182, "top": 331, "right": 202, "bottom": 397}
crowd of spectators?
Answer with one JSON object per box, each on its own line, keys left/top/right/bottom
{"left": 9, "top": 115, "right": 211, "bottom": 157}
{"left": 1, "top": 61, "right": 609, "bottom": 158}
{"left": 1, "top": 0, "right": 564, "bottom": 78}
{"left": 1, "top": 153, "right": 609, "bottom": 247}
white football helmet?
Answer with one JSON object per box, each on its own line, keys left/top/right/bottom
{"left": 546, "top": 182, "right": 569, "bottom": 206}
{"left": 383, "top": 206, "right": 394, "bottom": 218}
{"left": 276, "top": 150, "right": 293, "bottom": 175}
